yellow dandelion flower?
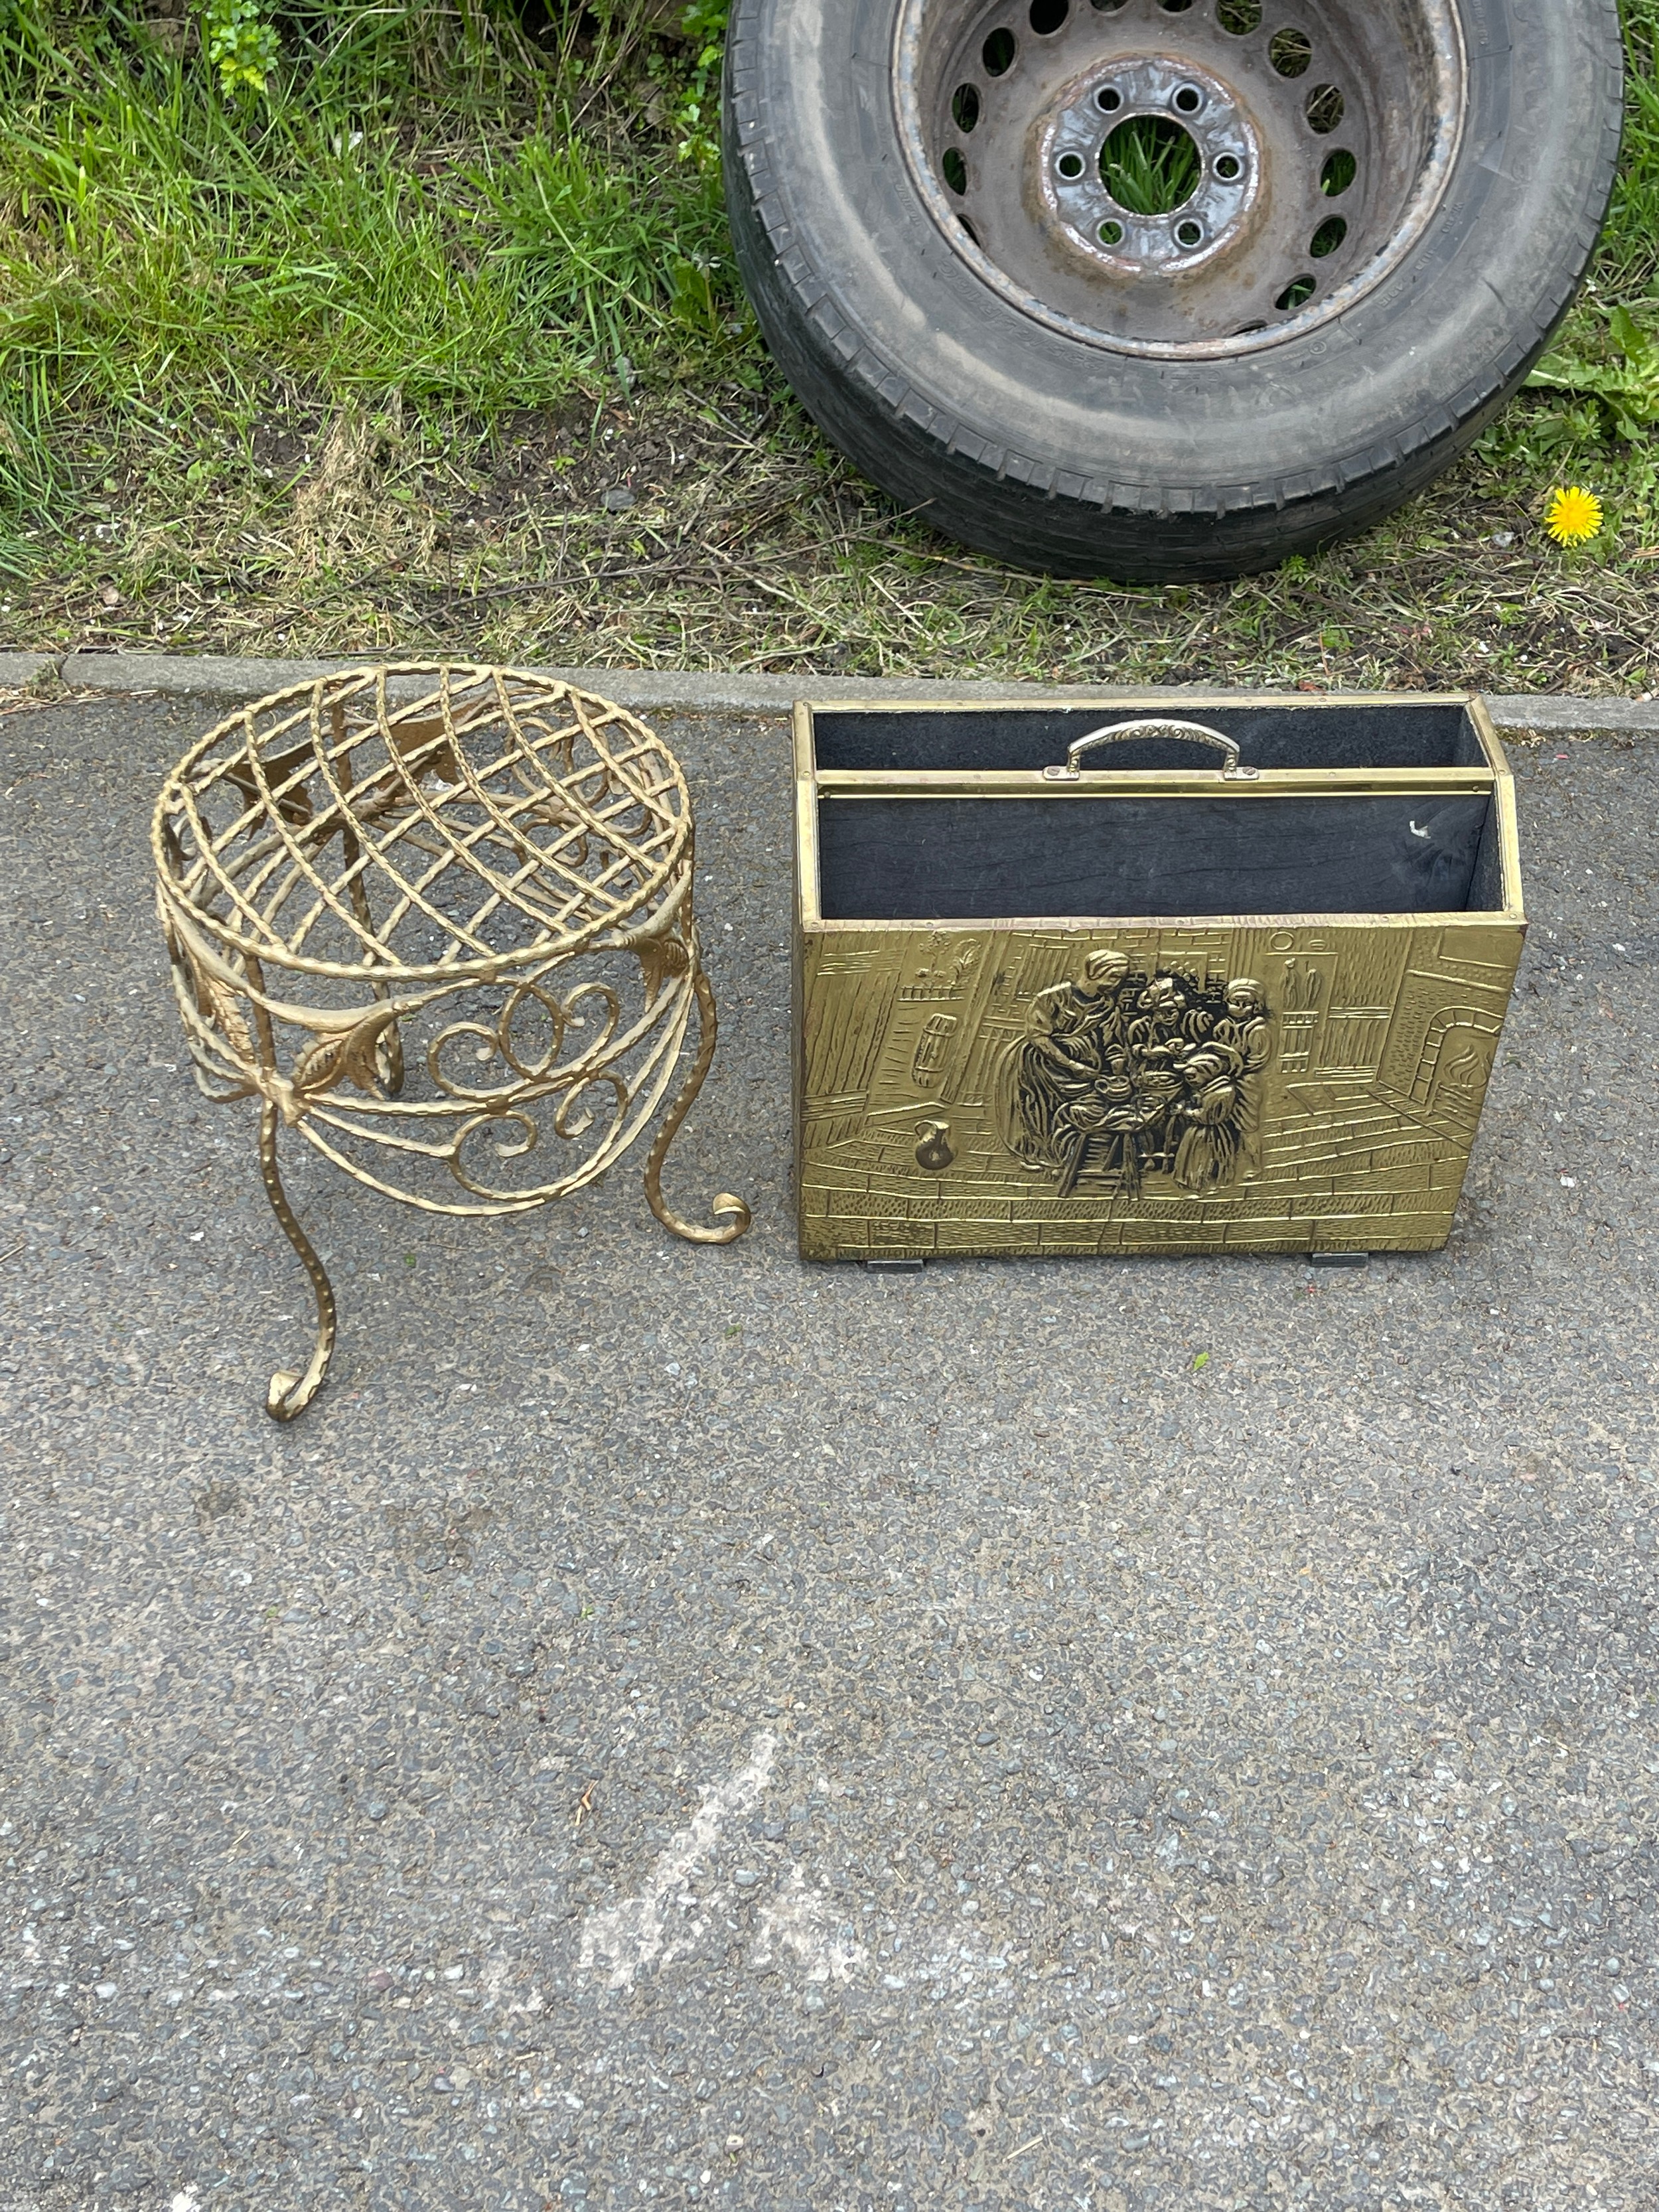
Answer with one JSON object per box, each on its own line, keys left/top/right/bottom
{"left": 1544, "top": 485, "right": 1604, "bottom": 547}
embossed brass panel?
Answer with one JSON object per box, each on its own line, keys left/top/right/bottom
{"left": 794, "top": 695, "right": 1524, "bottom": 1262}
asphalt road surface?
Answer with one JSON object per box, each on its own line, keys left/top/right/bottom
{"left": 1, "top": 694, "right": 1656, "bottom": 2212}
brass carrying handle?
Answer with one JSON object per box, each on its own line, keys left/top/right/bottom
{"left": 1041, "top": 717, "right": 1259, "bottom": 782}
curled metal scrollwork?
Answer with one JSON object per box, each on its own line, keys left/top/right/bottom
{"left": 425, "top": 974, "right": 624, "bottom": 1104}
{"left": 153, "top": 664, "right": 749, "bottom": 1420}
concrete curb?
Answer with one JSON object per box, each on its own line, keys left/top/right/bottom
{"left": 5, "top": 648, "right": 1659, "bottom": 737}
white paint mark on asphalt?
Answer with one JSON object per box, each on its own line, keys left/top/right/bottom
{"left": 579, "top": 1731, "right": 778, "bottom": 1990}
{"left": 753, "top": 1867, "right": 868, "bottom": 1984}
{"left": 170, "top": 2192, "right": 202, "bottom": 2212}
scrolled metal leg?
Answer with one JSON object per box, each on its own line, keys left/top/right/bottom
{"left": 257, "top": 1100, "right": 338, "bottom": 1420}
{"left": 643, "top": 964, "right": 751, "bottom": 1246}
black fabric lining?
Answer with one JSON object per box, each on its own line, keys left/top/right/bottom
{"left": 817, "top": 794, "right": 1496, "bottom": 921}
{"left": 810, "top": 703, "right": 1484, "bottom": 775}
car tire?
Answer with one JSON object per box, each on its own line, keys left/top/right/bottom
{"left": 724, "top": 0, "right": 1623, "bottom": 580}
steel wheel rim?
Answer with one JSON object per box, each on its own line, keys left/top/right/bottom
{"left": 895, "top": 0, "right": 1467, "bottom": 360}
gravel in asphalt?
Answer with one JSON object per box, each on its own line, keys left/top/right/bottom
{"left": 1, "top": 697, "right": 1656, "bottom": 2211}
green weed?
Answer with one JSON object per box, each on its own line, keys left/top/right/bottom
{"left": 1529, "top": 304, "right": 1659, "bottom": 439}
{"left": 204, "top": 0, "right": 279, "bottom": 95}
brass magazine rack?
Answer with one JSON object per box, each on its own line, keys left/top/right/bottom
{"left": 793, "top": 692, "right": 1525, "bottom": 1262}
{"left": 154, "top": 664, "right": 748, "bottom": 1420}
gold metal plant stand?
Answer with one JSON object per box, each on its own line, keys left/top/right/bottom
{"left": 153, "top": 664, "right": 749, "bottom": 1420}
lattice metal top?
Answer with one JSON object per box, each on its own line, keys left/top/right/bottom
{"left": 153, "top": 664, "right": 692, "bottom": 983}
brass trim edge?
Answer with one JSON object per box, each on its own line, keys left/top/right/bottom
{"left": 803, "top": 689, "right": 1482, "bottom": 714}
{"left": 814, "top": 768, "right": 1496, "bottom": 798}
{"left": 804, "top": 905, "right": 1523, "bottom": 935}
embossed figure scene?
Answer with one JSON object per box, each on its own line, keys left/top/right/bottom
{"left": 998, "top": 952, "right": 1271, "bottom": 1198}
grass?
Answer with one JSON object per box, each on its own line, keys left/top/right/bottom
{"left": 1101, "top": 115, "right": 1203, "bottom": 217}
{"left": 1, "top": 0, "right": 1659, "bottom": 692}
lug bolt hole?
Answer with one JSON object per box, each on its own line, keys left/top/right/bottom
{"left": 1099, "top": 218, "right": 1125, "bottom": 246}
{"left": 1173, "top": 85, "right": 1202, "bottom": 114}
{"left": 1215, "top": 153, "right": 1243, "bottom": 181}
{"left": 1096, "top": 84, "right": 1122, "bottom": 111}
{"left": 1175, "top": 218, "right": 1204, "bottom": 248}
{"left": 1056, "top": 151, "right": 1086, "bottom": 180}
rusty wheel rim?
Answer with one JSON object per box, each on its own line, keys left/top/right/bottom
{"left": 896, "top": 0, "right": 1467, "bottom": 359}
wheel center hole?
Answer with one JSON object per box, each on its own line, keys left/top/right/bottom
{"left": 1100, "top": 115, "right": 1202, "bottom": 216}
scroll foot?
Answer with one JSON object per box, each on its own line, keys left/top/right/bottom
{"left": 257, "top": 1100, "right": 338, "bottom": 1420}
{"left": 643, "top": 966, "right": 751, "bottom": 1246}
